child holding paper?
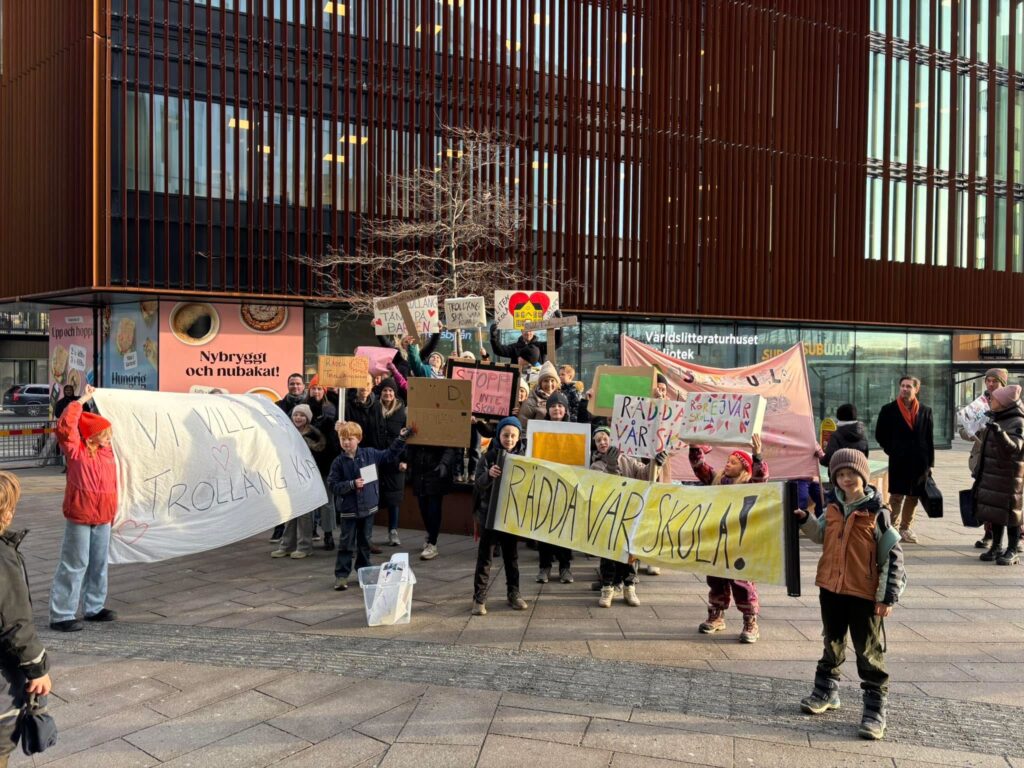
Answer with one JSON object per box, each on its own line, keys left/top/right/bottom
{"left": 471, "top": 417, "right": 529, "bottom": 615}
{"left": 689, "top": 434, "right": 767, "bottom": 643}
{"left": 329, "top": 422, "right": 411, "bottom": 591}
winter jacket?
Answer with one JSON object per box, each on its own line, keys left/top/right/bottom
{"left": 275, "top": 392, "right": 305, "bottom": 416}
{"left": 362, "top": 400, "right": 408, "bottom": 506}
{"left": 345, "top": 391, "right": 378, "bottom": 442}
{"left": 875, "top": 400, "right": 934, "bottom": 495}
{"left": 329, "top": 435, "right": 408, "bottom": 519}
{"left": 800, "top": 487, "right": 905, "bottom": 604}
{"left": 489, "top": 321, "right": 562, "bottom": 364}
{"left": 561, "top": 382, "right": 583, "bottom": 422}
{"left": 299, "top": 425, "right": 334, "bottom": 479}
{"left": 0, "top": 529, "right": 49, "bottom": 717}
{"left": 407, "top": 445, "right": 459, "bottom": 497}
{"left": 590, "top": 447, "right": 650, "bottom": 480}
{"left": 473, "top": 441, "right": 525, "bottom": 527}
{"left": 820, "top": 421, "right": 869, "bottom": 467}
{"left": 57, "top": 401, "right": 118, "bottom": 525}
{"left": 517, "top": 362, "right": 561, "bottom": 429}
{"left": 972, "top": 401, "right": 1024, "bottom": 527}
{"left": 689, "top": 446, "right": 769, "bottom": 485}
{"left": 53, "top": 395, "right": 78, "bottom": 420}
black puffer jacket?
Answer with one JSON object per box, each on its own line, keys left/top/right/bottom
{"left": 407, "top": 445, "right": 458, "bottom": 497}
{"left": 1, "top": 529, "right": 48, "bottom": 715}
{"left": 363, "top": 401, "right": 408, "bottom": 506}
{"left": 820, "top": 421, "right": 870, "bottom": 467}
{"left": 973, "top": 401, "right": 1024, "bottom": 527}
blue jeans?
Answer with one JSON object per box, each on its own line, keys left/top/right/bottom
{"left": 385, "top": 502, "right": 400, "bottom": 531}
{"left": 334, "top": 515, "right": 374, "bottom": 580}
{"left": 416, "top": 494, "right": 443, "bottom": 545}
{"left": 49, "top": 521, "right": 110, "bottom": 623}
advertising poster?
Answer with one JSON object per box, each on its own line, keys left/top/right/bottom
{"left": 49, "top": 308, "right": 95, "bottom": 400}
{"left": 102, "top": 302, "right": 160, "bottom": 390}
{"left": 158, "top": 301, "right": 303, "bottom": 402}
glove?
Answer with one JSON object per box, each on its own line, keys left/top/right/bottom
{"left": 654, "top": 451, "right": 669, "bottom": 467}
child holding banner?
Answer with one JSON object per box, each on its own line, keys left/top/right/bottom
{"left": 471, "top": 417, "right": 530, "bottom": 615}
{"left": 689, "top": 435, "right": 767, "bottom": 643}
{"left": 329, "top": 422, "right": 412, "bottom": 591}
{"left": 793, "top": 448, "right": 905, "bottom": 741}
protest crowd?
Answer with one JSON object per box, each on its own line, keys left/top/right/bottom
{"left": 3, "top": 292, "right": 1022, "bottom": 762}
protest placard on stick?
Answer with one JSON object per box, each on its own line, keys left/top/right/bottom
{"left": 494, "top": 290, "right": 559, "bottom": 330}
{"left": 374, "top": 288, "right": 438, "bottom": 342}
{"left": 317, "top": 355, "right": 371, "bottom": 389}
{"left": 526, "top": 420, "right": 591, "bottom": 467}
{"left": 521, "top": 315, "right": 577, "bottom": 366}
{"left": 444, "top": 297, "right": 487, "bottom": 329}
{"left": 405, "top": 378, "right": 473, "bottom": 448}
{"left": 446, "top": 359, "right": 520, "bottom": 419}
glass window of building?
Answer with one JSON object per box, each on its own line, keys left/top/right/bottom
{"left": 579, "top": 320, "right": 621, "bottom": 387}
{"left": 153, "top": 93, "right": 167, "bottom": 193}
{"left": 853, "top": 330, "right": 907, "bottom": 449}
{"left": 865, "top": 177, "right": 883, "bottom": 261}
{"left": 890, "top": 58, "right": 909, "bottom": 164}
{"left": 802, "top": 329, "right": 856, "bottom": 428}
{"left": 907, "top": 332, "right": 952, "bottom": 447}
{"left": 889, "top": 180, "right": 907, "bottom": 263}
{"left": 193, "top": 100, "right": 209, "bottom": 197}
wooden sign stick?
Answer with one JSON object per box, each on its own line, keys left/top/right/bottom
{"left": 523, "top": 315, "right": 578, "bottom": 368}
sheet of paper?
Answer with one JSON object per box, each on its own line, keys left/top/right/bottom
{"left": 360, "top": 464, "right": 379, "bottom": 484}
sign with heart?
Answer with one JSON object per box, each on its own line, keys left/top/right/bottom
{"left": 372, "top": 293, "right": 440, "bottom": 336}
{"left": 494, "top": 290, "right": 559, "bottom": 331}
{"left": 91, "top": 389, "right": 327, "bottom": 564}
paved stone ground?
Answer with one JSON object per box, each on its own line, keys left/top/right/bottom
{"left": 6, "top": 440, "right": 1024, "bottom": 766}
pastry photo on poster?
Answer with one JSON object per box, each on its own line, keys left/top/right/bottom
{"left": 49, "top": 309, "right": 96, "bottom": 401}
{"left": 158, "top": 301, "right": 303, "bottom": 401}
{"left": 102, "top": 301, "right": 160, "bottom": 390}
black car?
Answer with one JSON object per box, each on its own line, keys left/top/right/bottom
{"left": 2, "top": 384, "right": 52, "bottom": 417}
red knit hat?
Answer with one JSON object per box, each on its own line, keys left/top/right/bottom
{"left": 308, "top": 375, "right": 320, "bottom": 388}
{"left": 729, "top": 450, "right": 753, "bottom": 474}
{"left": 79, "top": 411, "right": 112, "bottom": 441}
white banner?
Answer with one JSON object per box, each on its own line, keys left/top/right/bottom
{"left": 92, "top": 389, "right": 328, "bottom": 564}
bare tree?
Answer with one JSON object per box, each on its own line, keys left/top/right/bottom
{"left": 303, "top": 125, "right": 574, "bottom": 351}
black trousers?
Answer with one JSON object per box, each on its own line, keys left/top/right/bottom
{"left": 473, "top": 529, "right": 521, "bottom": 602}
{"left": 599, "top": 557, "right": 637, "bottom": 587}
{"left": 538, "top": 543, "right": 572, "bottom": 570}
{"left": 816, "top": 588, "right": 889, "bottom": 695}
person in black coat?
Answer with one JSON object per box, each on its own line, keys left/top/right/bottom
{"left": 489, "top": 312, "right": 563, "bottom": 364}
{"left": 820, "top": 403, "right": 870, "bottom": 468}
{"left": 361, "top": 378, "right": 408, "bottom": 547}
{"left": 875, "top": 377, "right": 934, "bottom": 544}
{"left": 305, "top": 379, "right": 340, "bottom": 550}
{"left": 406, "top": 442, "right": 458, "bottom": 562}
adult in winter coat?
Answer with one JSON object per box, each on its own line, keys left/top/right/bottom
{"left": 820, "top": 403, "right": 869, "bottom": 467}
{"left": 275, "top": 372, "right": 307, "bottom": 416}
{"left": 471, "top": 416, "right": 530, "bottom": 615}
{"left": 516, "top": 362, "right": 561, "bottom": 429}
{"left": 874, "top": 377, "right": 934, "bottom": 544}
{"left": 361, "top": 378, "right": 408, "bottom": 547}
{"left": 406, "top": 442, "right": 459, "bottom": 561}
{"left": 489, "top": 316, "right": 563, "bottom": 365}
{"left": 960, "top": 368, "right": 1008, "bottom": 549}
{"left": 1, "top": 472, "right": 53, "bottom": 767}
{"left": 346, "top": 385, "right": 378, "bottom": 440}
{"left": 972, "top": 384, "right": 1024, "bottom": 565}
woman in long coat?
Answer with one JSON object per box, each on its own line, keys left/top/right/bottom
{"left": 973, "top": 384, "right": 1024, "bottom": 565}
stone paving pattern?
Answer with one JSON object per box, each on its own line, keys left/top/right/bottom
{"left": 6, "top": 440, "right": 1024, "bottom": 766}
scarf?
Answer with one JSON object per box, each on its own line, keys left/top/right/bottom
{"left": 897, "top": 397, "right": 919, "bottom": 431}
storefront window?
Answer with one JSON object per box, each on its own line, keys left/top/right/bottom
{"left": 579, "top": 319, "right": 621, "bottom": 387}
{"left": 802, "top": 329, "right": 856, "bottom": 430}
{"left": 853, "top": 330, "right": 908, "bottom": 449}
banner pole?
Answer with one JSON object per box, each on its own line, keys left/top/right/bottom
{"left": 783, "top": 481, "right": 801, "bottom": 597}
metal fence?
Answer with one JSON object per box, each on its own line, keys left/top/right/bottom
{"left": 0, "top": 420, "right": 60, "bottom": 468}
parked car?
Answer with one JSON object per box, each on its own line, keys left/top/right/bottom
{"left": 2, "top": 384, "right": 52, "bottom": 417}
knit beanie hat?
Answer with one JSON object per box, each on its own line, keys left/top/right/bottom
{"left": 427, "top": 352, "right": 445, "bottom": 368}
{"left": 729, "top": 450, "right": 753, "bottom": 475}
{"left": 546, "top": 391, "right": 569, "bottom": 412}
{"left": 291, "top": 404, "right": 313, "bottom": 423}
{"left": 79, "top": 411, "right": 112, "bottom": 441}
{"left": 593, "top": 425, "right": 611, "bottom": 437}
{"left": 829, "top": 447, "right": 870, "bottom": 486}
{"left": 518, "top": 346, "right": 541, "bottom": 365}
{"left": 985, "top": 368, "right": 1009, "bottom": 386}
{"left": 496, "top": 416, "right": 522, "bottom": 438}
{"left": 308, "top": 375, "right": 320, "bottom": 389}
{"left": 379, "top": 377, "right": 398, "bottom": 394}
{"left": 836, "top": 403, "right": 857, "bottom": 421}
{"left": 991, "top": 384, "right": 1022, "bottom": 408}
{"left": 536, "top": 361, "right": 559, "bottom": 386}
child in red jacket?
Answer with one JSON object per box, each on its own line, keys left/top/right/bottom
{"left": 49, "top": 385, "right": 119, "bottom": 632}
{"left": 689, "top": 434, "right": 767, "bottom": 643}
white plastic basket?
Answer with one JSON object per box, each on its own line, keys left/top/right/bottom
{"left": 357, "top": 565, "right": 417, "bottom": 626}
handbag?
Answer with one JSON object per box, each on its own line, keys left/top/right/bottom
{"left": 917, "top": 473, "right": 944, "bottom": 519}
{"left": 959, "top": 488, "right": 981, "bottom": 527}
{"left": 14, "top": 693, "right": 58, "bottom": 755}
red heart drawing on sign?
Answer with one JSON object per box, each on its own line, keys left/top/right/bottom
{"left": 372, "top": 318, "right": 384, "bottom": 326}
{"left": 527, "top": 292, "right": 552, "bottom": 313}
{"left": 114, "top": 519, "right": 149, "bottom": 546}
{"left": 508, "top": 291, "right": 552, "bottom": 316}
{"left": 508, "top": 292, "right": 531, "bottom": 313}
{"left": 427, "top": 310, "right": 437, "bottom": 317}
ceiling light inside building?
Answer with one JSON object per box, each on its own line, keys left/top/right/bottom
{"left": 323, "top": 1, "right": 345, "bottom": 15}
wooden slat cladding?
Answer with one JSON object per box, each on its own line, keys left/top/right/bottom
{"left": 0, "top": 0, "right": 110, "bottom": 298}
{"left": 3, "top": 1, "right": 1023, "bottom": 333}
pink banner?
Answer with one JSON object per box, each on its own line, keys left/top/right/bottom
{"left": 620, "top": 336, "right": 818, "bottom": 481}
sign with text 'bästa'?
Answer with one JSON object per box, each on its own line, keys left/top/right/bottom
{"left": 444, "top": 297, "right": 486, "bottom": 329}
{"left": 494, "top": 290, "right": 559, "bottom": 331}
{"left": 317, "top": 355, "right": 370, "bottom": 389}
{"left": 446, "top": 359, "right": 519, "bottom": 419}
{"left": 406, "top": 378, "right": 473, "bottom": 448}
{"left": 91, "top": 389, "right": 327, "bottom": 564}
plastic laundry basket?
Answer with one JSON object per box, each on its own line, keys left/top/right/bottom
{"left": 357, "top": 565, "right": 417, "bottom": 626}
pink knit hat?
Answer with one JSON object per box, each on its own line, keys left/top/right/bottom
{"left": 991, "top": 384, "right": 1022, "bottom": 408}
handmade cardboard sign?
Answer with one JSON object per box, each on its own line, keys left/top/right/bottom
{"left": 445, "top": 359, "right": 519, "bottom": 419}
{"left": 677, "top": 392, "right": 767, "bottom": 444}
{"left": 522, "top": 315, "right": 577, "bottom": 365}
{"left": 91, "top": 389, "right": 327, "bottom": 564}
{"left": 591, "top": 365, "right": 657, "bottom": 418}
{"left": 526, "top": 420, "right": 591, "bottom": 467}
{"left": 354, "top": 346, "right": 398, "bottom": 376}
{"left": 444, "top": 297, "right": 487, "bottom": 329}
{"left": 494, "top": 290, "right": 559, "bottom": 331}
{"left": 488, "top": 455, "right": 791, "bottom": 586}
{"left": 405, "top": 378, "right": 472, "bottom": 448}
{"left": 957, "top": 395, "right": 990, "bottom": 438}
{"left": 373, "top": 289, "right": 440, "bottom": 338}
{"left": 611, "top": 396, "right": 689, "bottom": 459}
{"left": 317, "top": 355, "right": 371, "bottom": 389}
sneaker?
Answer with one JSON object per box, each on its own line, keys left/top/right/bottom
{"left": 472, "top": 601, "right": 487, "bottom": 616}
{"left": 323, "top": 533, "right": 335, "bottom": 551}
{"left": 699, "top": 608, "right": 727, "bottom": 634}
{"left": 271, "top": 549, "right": 290, "bottom": 558}
{"left": 644, "top": 565, "right": 661, "bottom": 576}
{"left": 536, "top": 567, "right": 550, "bottom": 584}
{"left": 333, "top": 578, "right": 349, "bottom": 591}
{"left": 388, "top": 529, "right": 401, "bottom": 547}
{"left": 900, "top": 529, "right": 918, "bottom": 544}
{"left": 558, "top": 567, "right": 574, "bottom": 584}
{"left": 84, "top": 608, "right": 118, "bottom": 622}
{"left": 508, "top": 593, "right": 528, "bottom": 610}
{"left": 598, "top": 586, "right": 614, "bottom": 608}
{"left": 975, "top": 534, "right": 992, "bottom": 549}
{"left": 290, "top": 550, "right": 310, "bottom": 559}
{"left": 740, "top": 615, "right": 760, "bottom": 643}
{"left": 312, "top": 529, "right": 322, "bottom": 542}
{"left": 623, "top": 584, "right": 641, "bottom": 606}
{"left": 997, "top": 548, "right": 1020, "bottom": 566}
{"left": 49, "top": 619, "right": 84, "bottom": 632}
{"left": 420, "top": 543, "right": 438, "bottom": 561}
{"left": 800, "top": 683, "right": 841, "bottom": 714}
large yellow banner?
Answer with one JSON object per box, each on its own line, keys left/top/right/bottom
{"left": 490, "top": 455, "right": 788, "bottom": 585}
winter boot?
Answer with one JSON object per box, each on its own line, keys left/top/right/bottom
{"left": 598, "top": 586, "right": 614, "bottom": 608}
{"left": 858, "top": 691, "right": 887, "bottom": 740}
{"left": 997, "top": 548, "right": 1020, "bottom": 565}
{"left": 472, "top": 601, "right": 487, "bottom": 616}
{"left": 980, "top": 543, "right": 1003, "bottom": 562}
{"left": 623, "top": 584, "right": 641, "bottom": 606}
{"left": 739, "top": 614, "right": 760, "bottom": 643}
{"left": 536, "top": 567, "right": 550, "bottom": 584}
{"left": 974, "top": 532, "right": 992, "bottom": 549}
{"left": 507, "top": 592, "right": 528, "bottom": 610}
{"left": 800, "top": 675, "right": 841, "bottom": 714}
{"left": 698, "top": 608, "right": 727, "bottom": 634}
